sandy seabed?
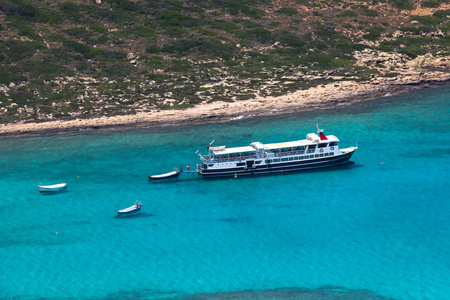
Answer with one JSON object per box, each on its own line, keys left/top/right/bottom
{"left": 1, "top": 71, "right": 449, "bottom": 137}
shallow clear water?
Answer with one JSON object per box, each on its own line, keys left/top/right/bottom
{"left": 1, "top": 86, "right": 449, "bottom": 299}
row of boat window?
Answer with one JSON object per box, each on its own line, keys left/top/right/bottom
{"left": 266, "top": 152, "right": 335, "bottom": 163}
{"left": 214, "top": 142, "right": 338, "bottom": 159}
{"left": 269, "top": 142, "right": 338, "bottom": 154}
{"left": 207, "top": 152, "right": 336, "bottom": 167}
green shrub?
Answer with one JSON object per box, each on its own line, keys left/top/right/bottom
{"left": 399, "top": 26, "right": 423, "bottom": 34}
{"left": 379, "top": 41, "right": 395, "bottom": 52}
{"left": 389, "top": 0, "right": 413, "bottom": 10}
{"left": 433, "top": 9, "right": 450, "bottom": 19}
{"left": 167, "top": 59, "right": 192, "bottom": 73}
{"left": 144, "top": 56, "right": 166, "bottom": 69}
{"left": 364, "top": 9, "right": 378, "bottom": 17}
{"left": 233, "top": 19, "right": 262, "bottom": 29}
{"left": 96, "top": 64, "right": 135, "bottom": 79}
{"left": 46, "top": 32, "right": 66, "bottom": 43}
{"left": 277, "top": 7, "right": 299, "bottom": 16}
{"left": 437, "top": 35, "right": 450, "bottom": 48}
{"left": 399, "top": 46, "right": 426, "bottom": 58}
{"left": 211, "top": 0, "right": 243, "bottom": 15}
{"left": 65, "top": 27, "right": 89, "bottom": 38}
{"left": 44, "top": 88, "right": 74, "bottom": 103}
{"left": 0, "top": 0, "right": 38, "bottom": 20}
{"left": 62, "top": 40, "right": 108, "bottom": 59}
{"left": 93, "top": 35, "right": 109, "bottom": 45}
{"left": 310, "top": 41, "right": 328, "bottom": 50}
{"left": 163, "top": 26, "right": 187, "bottom": 37}
{"left": 193, "top": 27, "right": 218, "bottom": 37}
{"left": 363, "top": 27, "right": 383, "bottom": 41}
{"left": 93, "top": 25, "right": 107, "bottom": 33}
{"left": 352, "top": 66, "right": 379, "bottom": 80}
{"left": 104, "top": 0, "right": 140, "bottom": 11}
{"left": 410, "top": 15, "right": 442, "bottom": 27}
{"left": 38, "top": 104, "right": 56, "bottom": 114}
{"left": 57, "top": 2, "right": 82, "bottom": 21}
{"left": 338, "top": 10, "right": 357, "bottom": 17}
{"left": 422, "top": 0, "right": 441, "bottom": 8}
{"left": 0, "top": 69, "right": 11, "bottom": 84}
{"left": 246, "top": 8, "right": 265, "bottom": 19}
{"left": 23, "top": 59, "right": 67, "bottom": 81}
{"left": 158, "top": 10, "right": 201, "bottom": 28}
{"left": 146, "top": 45, "right": 161, "bottom": 54}
{"left": 331, "top": 58, "right": 352, "bottom": 68}
{"left": 133, "top": 25, "right": 157, "bottom": 38}
{"left": 307, "top": 52, "right": 333, "bottom": 68}
{"left": 37, "top": 10, "right": 63, "bottom": 25}
{"left": 271, "top": 21, "right": 281, "bottom": 27}
{"left": 209, "top": 20, "right": 240, "bottom": 32}
{"left": 5, "top": 39, "right": 44, "bottom": 61}
{"left": 279, "top": 31, "right": 307, "bottom": 48}
{"left": 10, "top": 23, "right": 41, "bottom": 40}
{"left": 161, "top": 37, "right": 236, "bottom": 59}
{"left": 247, "top": 28, "right": 272, "bottom": 43}
{"left": 336, "top": 41, "right": 364, "bottom": 53}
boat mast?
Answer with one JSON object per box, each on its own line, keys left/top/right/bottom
{"left": 207, "top": 139, "right": 215, "bottom": 155}
{"left": 316, "top": 123, "right": 328, "bottom": 141}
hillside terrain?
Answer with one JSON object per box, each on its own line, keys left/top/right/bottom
{"left": 0, "top": 0, "right": 449, "bottom": 124}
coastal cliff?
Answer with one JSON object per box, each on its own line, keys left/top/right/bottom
{"left": 0, "top": 0, "right": 449, "bottom": 130}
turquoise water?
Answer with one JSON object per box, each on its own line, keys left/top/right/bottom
{"left": 1, "top": 86, "right": 449, "bottom": 299}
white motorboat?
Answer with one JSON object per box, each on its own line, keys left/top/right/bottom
{"left": 38, "top": 182, "right": 67, "bottom": 193}
{"left": 118, "top": 201, "right": 142, "bottom": 216}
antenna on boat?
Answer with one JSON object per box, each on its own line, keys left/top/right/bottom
{"left": 316, "top": 123, "right": 322, "bottom": 133}
{"left": 207, "top": 140, "right": 215, "bottom": 153}
{"left": 316, "top": 123, "right": 328, "bottom": 140}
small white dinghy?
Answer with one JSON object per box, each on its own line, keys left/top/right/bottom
{"left": 118, "top": 201, "right": 142, "bottom": 216}
{"left": 38, "top": 182, "right": 67, "bottom": 193}
{"left": 149, "top": 170, "right": 180, "bottom": 181}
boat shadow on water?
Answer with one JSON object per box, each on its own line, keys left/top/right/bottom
{"left": 39, "top": 190, "right": 69, "bottom": 196}
{"left": 115, "top": 212, "right": 156, "bottom": 219}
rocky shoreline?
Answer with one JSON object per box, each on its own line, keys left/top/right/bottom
{"left": 1, "top": 69, "right": 449, "bottom": 138}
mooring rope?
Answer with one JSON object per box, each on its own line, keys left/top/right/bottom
{"left": 355, "top": 141, "right": 363, "bottom": 165}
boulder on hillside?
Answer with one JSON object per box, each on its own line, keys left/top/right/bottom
{"left": 406, "top": 54, "right": 450, "bottom": 69}
{"left": 354, "top": 49, "right": 410, "bottom": 67}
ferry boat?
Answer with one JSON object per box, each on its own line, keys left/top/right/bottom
{"left": 196, "top": 125, "right": 357, "bottom": 178}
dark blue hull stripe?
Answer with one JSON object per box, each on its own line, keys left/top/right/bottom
{"left": 197, "top": 152, "right": 355, "bottom": 178}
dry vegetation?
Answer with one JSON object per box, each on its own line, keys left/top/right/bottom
{"left": 0, "top": 0, "right": 449, "bottom": 123}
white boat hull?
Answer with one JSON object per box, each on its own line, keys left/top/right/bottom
{"left": 38, "top": 183, "right": 67, "bottom": 193}
{"left": 149, "top": 170, "right": 180, "bottom": 181}
{"left": 118, "top": 204, "right": 142, "bottom": 216}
